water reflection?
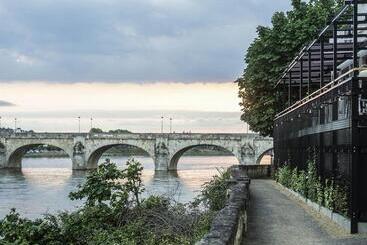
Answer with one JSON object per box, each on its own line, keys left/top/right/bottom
{"left": 0, "top": 156, "right": 236, "bottom": 219}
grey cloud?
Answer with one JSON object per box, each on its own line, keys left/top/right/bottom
{"left": 0, "top": 0, "right": 290, "bottom": 83}
{"left": 0, "top": 100, "right": 14, "bottom": 106}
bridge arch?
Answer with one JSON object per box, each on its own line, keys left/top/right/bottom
{"left": 87, "top": 143, "right": 154, "bottom": 169}
{"left": 7, "top": 143, "right": 73, "bottom": 169}
{"left": 169, "top": 144, "right": 240, "bottom": 170}
{"left": 256, "top": 148, "right": 274, "bottom": 165}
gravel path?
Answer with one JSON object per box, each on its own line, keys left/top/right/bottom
{"left": 243, "top": 179, "right": 367, "bottom": 245}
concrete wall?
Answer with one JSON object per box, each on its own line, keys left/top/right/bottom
{"left": 196, "top": 167, "right": 250, "bottom": 245}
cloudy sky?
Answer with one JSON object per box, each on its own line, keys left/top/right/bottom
{"left": 0, "top": 0, "right": 290, "bottom": 133}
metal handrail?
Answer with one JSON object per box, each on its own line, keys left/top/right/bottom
{"left": 275, "top": 67, "right": 367, "bottom": 119}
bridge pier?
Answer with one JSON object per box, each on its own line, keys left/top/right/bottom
{"left": 0, "top": 152, "right": 6, "bottom": 168}
{"left": 72, "top": 154, "right": 88, "bottom": 170}
{"left": 154, "top": 140, "right": 170, "bottom": 171}
{"left": 240, "top": 155, "right": 257, "bottom": 165}
{"left": 155, "top": 155, "right": 169, "bottom": 171}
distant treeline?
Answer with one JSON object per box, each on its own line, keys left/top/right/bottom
{"left": 89, "top": 128, "right": 132, "bottom": 134}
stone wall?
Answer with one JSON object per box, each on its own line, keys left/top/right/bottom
{"left": 196, "top": 167, "right": 250, "bottom": 245}
{"left": 235, "top": 164, "right": 273, "bottom": 179}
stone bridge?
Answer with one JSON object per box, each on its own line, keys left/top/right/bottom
{"left": 0, "top": 133, "right": 273, "bottom": 171}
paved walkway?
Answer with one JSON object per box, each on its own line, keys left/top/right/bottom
{"left": 243, "top": 179, "right": 367, "bottom": 245}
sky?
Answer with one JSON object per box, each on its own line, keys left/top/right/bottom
{"left": 0, "top": 0, "right": 290, "bottom": 133}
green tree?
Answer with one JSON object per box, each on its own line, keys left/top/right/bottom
{"left": 69, "top": 158, "right": 145, "bottom": 209}
{"left": 69, "top": 160, "right": 126, "bottom": 207}
{"left": 89, "top": 127, "right": 104, "bottom": 134}
{"left": 237, "top": 0, "right": 342, "bottom": 136}
{"left": 123, "top": 158, "right": 144, "bottom": 207}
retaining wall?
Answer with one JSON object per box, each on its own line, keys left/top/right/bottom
{"left": 235, "top": 164, "right": 273, "bottom": 179}
{"left": 196, "top": 166, "right": 250, "bottom": 245}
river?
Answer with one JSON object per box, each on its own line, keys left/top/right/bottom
{"left": 0, "top": 155, "right": 237, "bottom": 219}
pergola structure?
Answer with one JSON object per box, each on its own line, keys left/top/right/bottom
{"left": 276, "top": 0, "right": 367, "bottom": 115}
{"left": 274, "top": 0, "right": 367, "bottom": 233}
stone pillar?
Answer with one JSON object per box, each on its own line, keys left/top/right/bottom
{"left": 154, "top": 138, "right": 170, "bottom": 171}
{"left": 72, "top": 140, "right": 88, "bottom": 170}
{"left": 239, "top": 143, "right": 256, "bottom": 165}
{"left": 0, "top": 144, "right": 6, "bottom": 168}
{"left": 240, "top": 155, "right": 257, "bottom": 165}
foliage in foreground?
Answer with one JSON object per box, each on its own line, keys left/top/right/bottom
{"left": 275, "top": 160, "right": 348, "bottom": 216}
{"left": 237, "top": 0, "right": 343, "bottom": 136}
{"left": 0, "top": 159, "right": 231, "bottom": 244}
{"left": 193, "top": 168, "right": 231, "bottom": 211}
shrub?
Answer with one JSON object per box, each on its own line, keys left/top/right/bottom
{"left": 0, "top": 159, "right": 217, "bottom": 244}
{"left": 334, "top": 184, "right": 348, "bottom": 216}
{"left": 316, "top": 177, "right": 324, "bottom": 205}
{"left": 306, "top": 160, "right": 318, "bottom": 202}
{"left": 276, "top": 164, "right": 292, "bottom": 188}
{"left": 324, "top": 179, "right": 335, "bottom": 210}
{"left": 275, "top": 161, "right": 350, "bottom": 217}
{"left": 193, "top": 168, "right": 231, "bottom": 211}
{"left": 290, "top": 167, "right": 298, "bottom": 191}
{"left": 295, "top": 170, "right": 307, "bottom": 197}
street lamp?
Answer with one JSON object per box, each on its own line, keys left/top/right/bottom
{"left": 169, "top": 118, "right": 172, "bottom": 134}
{"left": 161, "top": 116, "right": 164, "bottom": 133}
{"left": 14, "top": 118, "right": 17, "bottom": 134}
{"left": 90, "top": 117, "right": 93, "bottom": 131}
{"left": 77, "top": 116, "right": 81, "bottom": 133}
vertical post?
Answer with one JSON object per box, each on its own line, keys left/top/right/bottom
{"left": 300, "top": 57, "right": 304, "bottom": 99}
{"left": 333, "top": 22, "right": 338, "bottom": 80}
{"left": 308, "top": 51, "right": 312, "bottom": 94}
{"left": 161, "top": 116, "right": 164, "bottom": 133}
{"left": 320, "top": 38, "right": 324, "bottom": 88}
{"left": 283, "top": 79, "right": 287, "bottom": 109}
{"left": 78, "top": 116, "right": 81, "bottom": 133}
{"left": 169, "top": 118, "right": 172, "bottom": 133}
{"left": 0, "top": 116, "right": 2, "bottom": 128}
{"left": 351, "top": 0, "right": 359, "bottom": 234}
{"left": 90, "top": 117, "right": 93, "bottom": 131}
{"left": 14, "top": 118, "right": 17, "bottom": 134}
{"left": 288, "top": 71, "right": 292, "bottom": 107}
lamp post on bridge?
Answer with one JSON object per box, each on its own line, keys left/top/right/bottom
{"left": 90, "top": 117, "right": 93, "bottom": 131}
{"left": 77, "top": 116, "right": 81, "bottom": 133}
{"left": 169, "top": 117, "right": 172, "bottom": 134}
{"left": 14, "top": 118, "right": 17, "bottom": 134}
{"left": 161, "top": 116, "right": 164, "bottom": 133}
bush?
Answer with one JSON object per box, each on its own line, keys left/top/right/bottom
{"left": 334, "top": 184, "right": 348, "bottom": 216}
{"left": 295, "top": 170, "right": 307, "bottom": 197}
{"left": 193, "top": 168, "right": 231, "bottom": 211}
{"left": 316, "top": 177, "right": 323, "bottom": 206}
{"left": 275, "top": 164, "right": 292, "bottom": 188}
{"left": 306, "top": 160, "right": 318, "bottom": 202}
{"left": 290, "top": 167, "right": 298, "bottom": 191}
{"left": 0, "top": 159, "right": 217, "bottom": 244}
{"left": 275, "top": 161, "right": 349, "bottom": 217}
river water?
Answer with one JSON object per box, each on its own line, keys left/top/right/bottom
{"left": 0, "top": 156, "right": 237, "bottom": 219}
